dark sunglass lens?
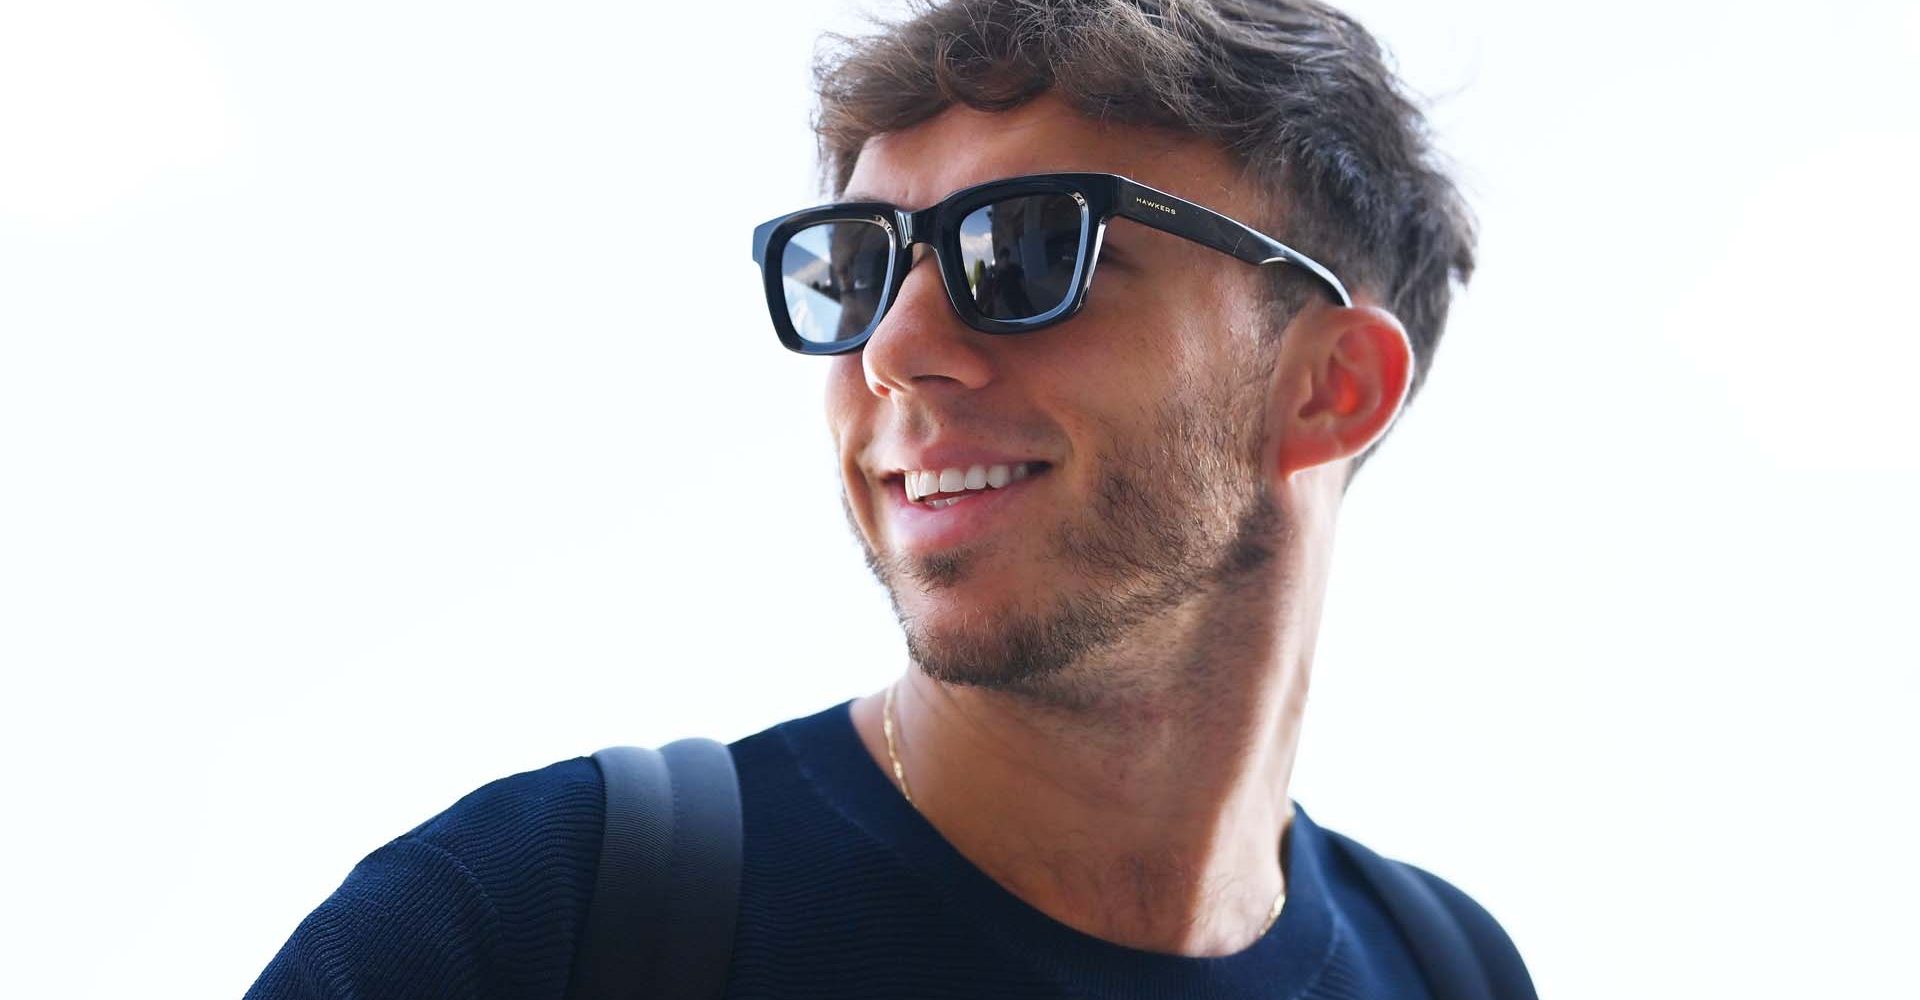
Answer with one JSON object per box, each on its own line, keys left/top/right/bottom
{"left": 780, "top": 220, "right": 894, "bottom": 345}
{"left": 958, "top": 193, "right": 1086, "bottom": 322}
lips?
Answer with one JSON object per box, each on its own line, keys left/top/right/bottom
{"left": 900, "top": 461, "right": 1046, "bottom": 506}
{"left": 879, "top": 461, "right": 1053, "bottom": 551}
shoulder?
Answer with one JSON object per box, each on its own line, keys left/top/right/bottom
{"left": 247, "top": 756, "right": 607, "bottom": 1000}
{"left": 1402, "top": 860, "right": 1535, "bottom": 997}
{"left": 1316, "top": 825, "right": 1537, "bottom": 1000}
{"left": 397, "top": 756, "right": 606, "bottom": 939}
{"left": 403, "top": 755, "right": 604, "bottom": 865}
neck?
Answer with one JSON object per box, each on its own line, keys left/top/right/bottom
{"left": 850, "top": 535, "right": 1330, "bottom": 957}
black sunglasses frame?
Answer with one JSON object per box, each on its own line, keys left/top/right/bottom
{"left": 750, "top": 171, "right": 1352, "bottom": 356}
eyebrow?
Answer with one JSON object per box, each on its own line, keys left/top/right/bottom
{"left": 838, "top": 190, "right": 901, "bottom": 208}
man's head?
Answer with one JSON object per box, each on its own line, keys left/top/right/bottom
{"left": 804, "top": 0, "right": 1474, "bottom": 703}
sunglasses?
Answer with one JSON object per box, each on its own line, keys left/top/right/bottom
{"left": 750, "top": 171, "right": 1351, "bottom": 355}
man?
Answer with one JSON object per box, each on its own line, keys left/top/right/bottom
{"left": 250, "top": 1, "right": 1533, "bottom": 997}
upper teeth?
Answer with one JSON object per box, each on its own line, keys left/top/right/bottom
{"left": 904, "top": 462, "right": 1036, "bottom": 502}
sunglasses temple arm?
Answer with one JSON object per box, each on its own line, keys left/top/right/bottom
{"left": 1260, "top": 244, "right": 1353, "bottom": 309}
{"left": 1112, "top": 179, "right": 1352, "bottom": 308}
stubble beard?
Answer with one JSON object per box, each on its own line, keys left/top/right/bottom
{"left": 844, "top": 367, "right": 1285, "bottom": 710}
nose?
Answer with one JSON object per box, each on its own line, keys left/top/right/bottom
{"left": 861, "top": 248, "right": 995, "bottom": 399}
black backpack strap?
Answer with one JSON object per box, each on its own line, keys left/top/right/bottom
{"left": 567, "top": 739, "right": 743, "bottom": 1000}
{"left": 653, "top": 739, "right": 744, "bottom": 1000}
{"left": 1327, "top": 831, "right": 1506, "bottom": 1000}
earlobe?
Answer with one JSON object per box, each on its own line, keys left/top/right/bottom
{"left": 1273, "top": 306, "right": 1413, "bottom": 479}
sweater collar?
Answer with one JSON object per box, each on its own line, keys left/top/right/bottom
{"left": 778, "top": 698, "right": 1339, "bottom": 998}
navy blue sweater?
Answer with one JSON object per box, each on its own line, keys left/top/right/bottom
{"left": 248, "top": 699, "right": 1529, "bottom": 998}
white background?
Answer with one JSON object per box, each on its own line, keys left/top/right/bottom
{"left": 2, "top": 1, "right": 1916, "bottom": 996}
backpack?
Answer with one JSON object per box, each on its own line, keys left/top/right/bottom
{"left": 564, "top": 741, "right": 1535, "bottom": 1000}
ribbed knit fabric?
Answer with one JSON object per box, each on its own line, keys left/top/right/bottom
{"left": 247, "top": 700, "right": 1525, "bottom": 999}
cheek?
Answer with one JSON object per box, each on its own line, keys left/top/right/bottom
{"left": 1048, "top": 273, "right": 1263, "bottom": 471}
{"left": 823, "top": 355, "right": 870, "bottom": 444}
{"left": 1060, "top": 278, "right": 1210, "bottom": 397}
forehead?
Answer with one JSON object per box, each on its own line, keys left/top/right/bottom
{"left": 842, "top": 94, "right": 1257, "bottom": 219}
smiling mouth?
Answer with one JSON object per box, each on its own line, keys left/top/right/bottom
{"left": 889, "top": 461, "right": 1051, "bottom": 508}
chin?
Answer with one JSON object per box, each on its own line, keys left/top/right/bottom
{"left": 899, "top": 578, "right": 1144, "bottom": 707}
{"left": 891, "top": 566, "right": 1027, "bottom": 637}
{"left": 903, "top": 615, "right": 1072, "bottom": 691}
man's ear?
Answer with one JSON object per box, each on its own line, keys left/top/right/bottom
{"left": 1271, "top": 305, "right": 1413, "bottom": 480}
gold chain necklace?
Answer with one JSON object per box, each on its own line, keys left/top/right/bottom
{"left": 882, "top": 679, "right": 1290, "bottom": 938}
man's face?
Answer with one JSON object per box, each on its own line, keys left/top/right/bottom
{"left": 829, "top": 96, "right": 1289, "bottom": 701}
